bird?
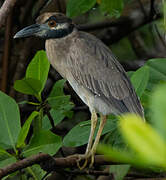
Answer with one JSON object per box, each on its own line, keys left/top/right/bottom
{"left": 14, "top": 12, "right": 144, "bottom": 168}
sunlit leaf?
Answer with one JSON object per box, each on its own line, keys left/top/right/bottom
{"left": 14, "top": 78, "right": 42, "bottom": 97}
{"left": 119, "top": 114, "right": 166, "bottom": 167}
{"left": 26, "top": 50, "right": 50, "bottom": 91}
{"left": 97, "top": 144, "right": 137, "bottom": 164}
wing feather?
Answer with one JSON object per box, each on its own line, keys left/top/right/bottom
{"left": 67, "top": 32, "right": 144, "bottom": 116}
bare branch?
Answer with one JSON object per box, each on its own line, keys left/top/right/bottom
{"left": 0, "top": 153, "right": 51, "bottom": 178}
{"left": 0, "top": 154, "right": 117, "bottom": 178}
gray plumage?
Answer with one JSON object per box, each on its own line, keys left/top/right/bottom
{"left": 45, "top": 27, "right": 144, "bottom": 117}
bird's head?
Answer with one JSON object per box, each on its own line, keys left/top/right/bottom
{"left": 14, "top": 12, "right": 75, "bottom": 39}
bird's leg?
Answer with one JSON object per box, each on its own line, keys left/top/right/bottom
{"left": 85, "top": 110, "right": 98, "bottom": 154}
{"left": 89, "top": 114, "right": 107, "bottom": 167}
{"left": 77, "top": 110, "right": 98, "bottom": 169}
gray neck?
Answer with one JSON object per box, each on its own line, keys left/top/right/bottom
{"left": 45, "top": 28, "right": 78, "bottom": 78}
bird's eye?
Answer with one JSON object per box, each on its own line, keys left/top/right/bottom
{"left": 48, "top": 20, "right": 56, "bottom": 27}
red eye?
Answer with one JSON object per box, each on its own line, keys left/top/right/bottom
{"left": 48, "top": 20, "right": 56, "bottom": 27}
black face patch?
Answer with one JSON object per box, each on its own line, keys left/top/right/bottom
{"left": 43, "top": 23, "right": 75, "bottom": 39}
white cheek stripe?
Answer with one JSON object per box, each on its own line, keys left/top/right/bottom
{"left": 51, "top": 23, "right": 68, "bottom": 30}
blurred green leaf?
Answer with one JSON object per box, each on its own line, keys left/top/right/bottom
{"left": 119, "top": 114, "right": 166, "bottom": 167}
{"left": 0, "top": 147, "right": 13, "bottom": 161}
{"left": 66, "top": 0, "right": 96, "bottom": 17}
{"left": 14, "top": 78, "right": 42, "bottom": 98}
{"left": 47, "top": 95, "right": 74, "bottom": 111}
{"left": 0, "top": 91, "right": 21, "bottom": 151}
{"left": 97, "top": 144, "right": 137, "bottom": 164}
{"left": 49, "top": 79, "right": 66, "bottom": 97}
{"left": 150, "top": 84, "right": 166, "bottom": 140}
{"left": 63, "top": 116, "right": 116, "bottom": 147}
{"left": 127, "top": 71, "right": 134, "bottom": 78}
{"left": 100, "top": 0, "right": 124, "bottom": 18}
{"left": 0, "top": 156, "right": 16, "bottom": 168}
{"left": 17, "top": 111, "right": 39, "bottom": 148}
{"left": 130, "top": 66, "right": 149, "bottom": 97}
{"left": 109, "top": 165, "right": 130, "bottom": 180}
{"left": 26, "top": 50, "right": 50, "bottom": 91}
{"left": 146, "top": 58, "right": 166, "bottom": 89}
{"left": 27, "top": 165, "right": 45, "bottom": 180}
{"left": 22, "top": 130, "right": 62, "bottom": 156}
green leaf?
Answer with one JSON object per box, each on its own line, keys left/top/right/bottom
{"left": 27, "top": 165, "right": 45, "bottom": 180}
{"left": 49, "top": 79, "right": 66, "bottom": 97}
{"left": 130, "top": 66, "right": 149, "bottom": 97}
{"left": 0, "top": 147, "right": 13, "bottom": 161}
{"left": 119, "top": 114, "right": 166, "bottom": 167}
{"left": 66, "top": 0, "right": 96, "bottom": 17}
{"left": 100, "top": 0, "right": 124, "bottom": 18}
{"left": 97, "top": 144, "right": 137, "bottom": 164}
{"left": 14, "top": 78, "right": 42, "bottom": 97}
{"left": 109, "top": 165, "right": 130, "bottom": 180}
{"left": 17, "top": 111, "right": 39, "bottom": 148}
{"left": 22, "top": 130, "right": 62, "bottom": 156}
{"left": 63, "top": 116, "right": 116, "bottom": 147}
{"left": 146, "top": 58, "right": 166, "bottom": 89}
{"left": 127, "top": 71, "right": 134, "bottom": 78}
{"left": 150, "top": 84, "right": 166, "bottom": 140}
{"left": 26, "top": 50, "right": 50, "bottom": 91}
{"left": 0, "top": 156, "right": 16, "bottom": 168}
{"left": 47, "top": 95, "right": 74, "bottom": 111}
{"left": 43, "top": 109, "right": 67, "bottom": 130}
{"left": 0, "top": 91, "right": 21, "bottom": 151}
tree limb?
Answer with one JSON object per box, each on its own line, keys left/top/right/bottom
{"left": 0, "top": 154, "right": 117, "bottom": 178}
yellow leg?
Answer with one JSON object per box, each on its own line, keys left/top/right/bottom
{"left": 77, "top": 110, "right": 98, "bottom": 170}
{"left": 89, "top": 114, "right": 107, "bottom": 167}
{"left": 85, "top": 110, "right": 98, "bottom": 154}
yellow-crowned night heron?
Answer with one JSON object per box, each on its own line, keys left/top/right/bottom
{"left": 14, "top": 12, "right": 144, "bottom": 168}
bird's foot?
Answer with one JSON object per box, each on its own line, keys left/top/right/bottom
{"left": 76, "top": 153, "right": 95, "bottom": 170}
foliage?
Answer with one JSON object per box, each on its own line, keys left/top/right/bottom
{"left": 66, "top": 0, "right": 124, "bottom": 18}
{"left": 0, "top": 50, "right": 74, "bottom": 178}
{"left": 98, "top": 83, "right": 166, "bottom": 174}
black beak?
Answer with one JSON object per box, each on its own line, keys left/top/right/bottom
{"left": 14, "top": 24, "right": 41, "bottom": 39}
